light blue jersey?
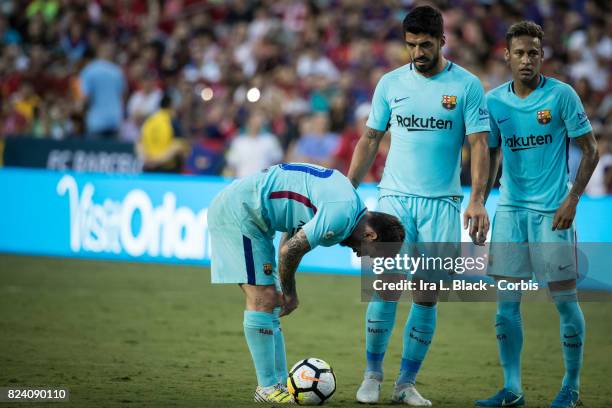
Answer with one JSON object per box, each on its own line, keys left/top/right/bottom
{"left": 209, "top": 163, "right": 366, "bottom": 286}
{"left": 258, "top": 163, "right": 366, "bottom": 247}
{"left": 487, "top": 76, "right": 592, "bottom": 212}
{"left": 367, "top": 61, "right": 490, "bottom": 199}
{"left": 79, "top": 59, "right": 126, "bottom": 134}
{"left": 214, "top": 163, "right": 366, "bottom": 248}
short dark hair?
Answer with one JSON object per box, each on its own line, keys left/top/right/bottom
{"left": 160, "top": 94, "right": 172, "bottom": 109}
{"left": 506, "top": 21, "right": 544, "bottom": 49}
{"left": 403, "top": 6, "right": 444, "bottom": 38}
{"left": 367, "top": 211, "right": 406, "bottom": 243}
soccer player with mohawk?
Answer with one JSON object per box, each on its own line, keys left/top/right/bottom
{"left": 477, "top": 21, "right": 599, "bottom": 408}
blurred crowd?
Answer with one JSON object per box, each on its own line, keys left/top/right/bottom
{"left": 0, "top": 0, "right": 610, "bottom": 193}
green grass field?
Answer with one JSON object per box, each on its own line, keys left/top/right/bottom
{"left": 1, "top": 254, "right": 611, "bottom": 407}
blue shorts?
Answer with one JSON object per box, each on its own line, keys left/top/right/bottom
{"left": 208, "top": 182, "right": 279, "bottom": 289}
{"left": 488, "top": 209, "right": 577, "bottom": 283}
{"left": 378, "top": 195, "right": 461, "bottom": 281}
{"left": 377, "top": 195, "right": 461, "bottom": 243}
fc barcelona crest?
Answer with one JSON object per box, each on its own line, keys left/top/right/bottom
{"left": 263, "top": 263, "right": 273, "bottom": 275}
{"left": 442, "top": 95, "right": 457, "bottom": 110}
{"left": 537, "top": 109, "right": 552, "bottom": 124}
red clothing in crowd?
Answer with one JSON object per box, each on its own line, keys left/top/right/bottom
{"left": 333, "top": 126, "right": 386, "bottom": 183}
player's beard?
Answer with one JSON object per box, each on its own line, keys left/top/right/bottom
{"left": 414, "top": 52, "right": 439, "bottom": 74}
{"left": 516, "top": 66, "right": 540, "bottom": 85}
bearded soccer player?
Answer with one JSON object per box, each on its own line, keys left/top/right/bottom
{"left": 476, "top": 22, "right": 599, "bottom": 408}
{"left": 348, "top": 6, "right": 491, "bottom": 406}
{"left": 208, "top": 163, "right": 405, "bottom": 403}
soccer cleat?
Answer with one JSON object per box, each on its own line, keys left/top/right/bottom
{"left": 356, "top": 372, "right": 381, "bottom": 404}
{"left": 475, "top": 388, "right": 525, "bottom": 407}
{"left": 549, "top": 386, "right": 581, "bottom": 408}
{"left": 391, "top": 383, "right": 432, "bottom": 406}
{"left": 254, "top": 384, "right": 294, "bottom": 403}
{"left": 275, "top": 383, "right": 289, "bottom": 393}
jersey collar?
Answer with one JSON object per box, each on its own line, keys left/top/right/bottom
{"left": 409, "top": 60, "right": 453, "bottom": 80}
{"left": 508, "top": 74, "right": 546, "bottom": 96}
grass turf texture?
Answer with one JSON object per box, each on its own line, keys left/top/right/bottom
{"left": 1, "top": 254, "right": 611, "bottom": 407}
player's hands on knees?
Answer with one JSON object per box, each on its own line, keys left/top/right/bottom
{"left": 552, "top": 195, "right": 578, "bottom": 230}
{"left": 279, "top": 293, "right": 299, "bottom": 317}
{"left": 463, "top": 201, "right": 489, "bottom": 246}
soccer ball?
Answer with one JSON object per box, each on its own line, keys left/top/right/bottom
{"left": 287, "top": 358, "right": 336, "bottom": 405}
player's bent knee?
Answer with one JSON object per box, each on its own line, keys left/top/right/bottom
{"left": 241, "top": 284, "right": 279, "bottom": 312}
{"left": 412, "top": 285, "right": 439, "bottom": 305}
{"left": 413, "top": 290, "right": 439, "bottom": 306}
{"left": 548, "top": 279, "right": 577, "bottom": 292}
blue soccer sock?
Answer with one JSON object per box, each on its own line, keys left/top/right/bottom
{"left": 553, "top": 289, "right": 585, "bottom": 392}
{"left": 272, "top": 307, "right": 288, "bottom": 384}
{"left": 397, "top": 303, "right": 437, "bottom": 385}
{"left": 495, "top": 289, "right": 523, "bottom": 394}
{"left": 243, "top": 310, "right": 277, "bottom": 387}
{"left": 365, "top": 299, "right": 398, "bottom": 379}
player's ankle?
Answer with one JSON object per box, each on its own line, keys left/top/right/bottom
{"left": 364, "top": 371, "right": 383, "bottom": 381}
{"left": 506, "top": 386, "right": 523, "bottom": 395}
{"left": 258, "top": 384, "right": 277, "bottom": 392}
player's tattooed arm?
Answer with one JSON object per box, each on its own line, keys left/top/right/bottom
{"left": 278, "top": 232, "right": 291, "bottom": 259}
{"left": 553, "top": 131, "right": 599, "bottom": 230}
{"left": 464, "top": 132, "right": 491, "bottom": 245}
{"left": 347, "top": 126, "right": 386, "bottom": 187}
{"left": 364, "top": 127, "right": 386, "bottom": 140}
{"left": 278, "top": 229, "right": 311, "bottom": 316}
{"left": 570, "top": 132, "right": 599, "bottom": 199}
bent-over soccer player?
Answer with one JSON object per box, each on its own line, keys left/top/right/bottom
{"left": 209, "top": 163, "right": 405, "bottom": 403}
